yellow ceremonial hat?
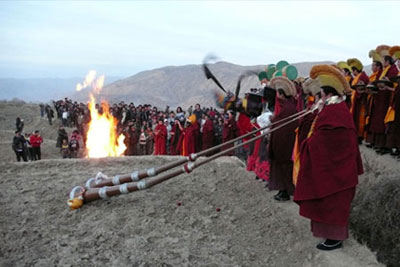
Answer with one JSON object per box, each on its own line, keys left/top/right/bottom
{"left": 187, "top": 114, "right": 197, "bottom": 124}
{"left": 337, "top": 61, "right": 351, "bottom": 72}
{"left": 369, "top": 49, "right": 383, "bottom": 63}
{"left": 389, "top": 46, "right": 400, "bottom": 60}
{"left": 302, "top": 78, "right": 321, "bottom": 96}
{"left": 310, "top": 65, "right": 350, "bottom": 96}
{"left": 270, "top": 76, "right": 296, "bottom": 97}
{"left": 347, "top": 58, "right": 363, "bottom": 71}
{"left": 376, "top": 45, "right": 391, "bottom": 57}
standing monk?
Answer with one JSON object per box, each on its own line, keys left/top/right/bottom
{"left": 154, "top": 119, "right": 167, "bottom": 155}
{"left": 222, "top": 111, "right": 237, "bottom": 156}
{"left": 294, "top": 65, "right": 363, "bottom": 251}
{"left": 268, "top": 77, "right": 298, "bottom": 201}
{"left": 180, "top": 114, "right": 197, "bottom": 156}
{"left": 201, "top": 113, "right": 214, "bottom": 153}
{"left": 384, "top": 46, "right": 400, "bottom": 155}
{"left": 347, "top": 58, "right": 370, "bottom": 143}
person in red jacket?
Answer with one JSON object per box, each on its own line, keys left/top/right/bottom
{"left": 30, "top": 130, "right": 43, "bottom": 160}
{"left": 154, "top": 119, "right": 167, "bottom": 155}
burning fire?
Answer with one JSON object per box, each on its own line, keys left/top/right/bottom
{"left": 76, "top": 71, "right": 126, "bottom": 158}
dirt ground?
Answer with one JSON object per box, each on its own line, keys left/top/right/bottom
{"left": 0, "top": 101, "right": 385, "bottom": 267}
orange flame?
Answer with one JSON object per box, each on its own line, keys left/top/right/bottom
{"left": 86, "top": 94, "right": 126, "bottom": 158}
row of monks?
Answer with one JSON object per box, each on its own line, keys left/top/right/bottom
{"left": 234, "top": 44, "right": 400, "bottom": 250}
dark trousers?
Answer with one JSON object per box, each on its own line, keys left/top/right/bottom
{"left": 32, "top": 147, "right": 41, "bottom": 160}
{"left": 15, "top": 150, "right": 27, "bottom": 162}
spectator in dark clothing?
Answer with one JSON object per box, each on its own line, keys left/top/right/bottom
{"left": 16, "top": 117, "right": 24, "bottom": 133}
{"left": 24, "top": 133, "right": 34, "bottom": 161}
{"left": 12, "top": 131, "right": 27, "bottom": 162}
{"left": 30, "top": 130, "right": 43, "bottom": 160}
{"left": 39, "top": 103, "right": 45, "bottom": 117}
{"left": 69, "top": 135, "right": 80, "bottom": 158}
{"left": 45, "top": 105, "right": 54, "bottom": 125}
{"left": 57, "top": 126, "right": 69, "bottom": 148}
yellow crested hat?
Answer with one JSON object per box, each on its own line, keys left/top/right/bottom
{"left": 369, "top": 49, "right": 383, "bottom": 63}
{"left": 302, "top": 78, "right": 321, "bottom": 96}
{"left": 270, "top": 76, "right": 296, "bottom": 97}
{"left": 389, "top": 46, "right": 400, "bottom": 60}
{"left": 376, "top": 45, "right": 391, "bottom": 57}
{"left": 337, "top": 61, "right": 351, "bottom": 72}
{"left": 187, "top": 114, "right": 197, "bottom": 124}
{"left": 310, "top": 65, "right": 351, "bottom": 96}
{"left": 347, "top": 58, "right": 363, "bottom": 71}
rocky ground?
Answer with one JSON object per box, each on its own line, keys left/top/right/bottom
{"left": 0, "top": 100, "right": 389, "bottom": 267}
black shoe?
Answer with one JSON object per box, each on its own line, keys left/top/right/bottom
{"left": 390, "top": 149, "right": 400, "bottom": 156}
{"left": 366, "top": 143, "right": 374, "bottom": 148}
{"left": 316, "top": 239, "right": 343, "bottom": 251}
{"left": 379, "top": 148, "right": 391, "bottom": 155}
{"left": 255, "top": 176, "right": 260, "bottom": 180}
{"left": 273, "top": 190, "right": 290, "bottom": 201}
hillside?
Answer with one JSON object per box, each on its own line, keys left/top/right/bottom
{"left": 72, "top": 61, "right": 333, "bottom": 108}
{"left": 0, "top": 100, "right": 397, "bottom": 267}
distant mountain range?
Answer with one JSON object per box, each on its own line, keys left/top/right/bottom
{"left": 4, "top": 60, "right": 367, "bottom": 108}
{"left": 72, "top": 61, "right": 334, "bottom": 109}
{"left": 0, "top": 76, "right": 122, "bottom": 103}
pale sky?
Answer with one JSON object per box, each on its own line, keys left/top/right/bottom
{"left": 0, "top": 1, "right": 398, "bottom": 78}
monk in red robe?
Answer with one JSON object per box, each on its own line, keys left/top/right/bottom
{"left": 268, "top": 77, "right": 299, "bottom": 201}
{"left": 154, "top": 119, "right": 167, "bottom": 155}
{"left": 347, "top": 58, "right": 370, "bottom": 143}
{"left": 181, "top": 114, "right": 197, "bottom": 156}
{"left": 385, "top": 46, "right": 400, "bottom": 155}
{"left": 201, "top": 113, "right": 214, "bottom": 154}
{"left": 294, "top": 65, "right": 363, "bottom": 251}
{"left": 222, "top": 111, "right": 237, "bottom": 156}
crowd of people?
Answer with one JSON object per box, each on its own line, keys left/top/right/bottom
{"left": 11, "top": 44, "right": 400, "bottom": 252}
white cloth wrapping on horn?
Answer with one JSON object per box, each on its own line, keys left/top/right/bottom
{"left": 112, "top": 175, "right": 120, "bottom": 185}
{"left": 119, "top": 183, "right": 129, "bottom": 194}
{"left": 98, "top": 186, "right": 109, "bottom": 199}
{"left": 257, "top": 111, "right": 272, "bottom": 135}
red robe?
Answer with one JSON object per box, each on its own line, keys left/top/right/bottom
{"left": 237, "top": 113, "right": 253, "bottom": 149}
{"left": 268, "top": 98, "right": 298, "bottom": 195}
{"left": 201, "top": 119, "right": 214, "bottom": 152}
{"left": 294, "top": 101, "right": 363, "bottom": 239}
{"left": 154, "top": 124, "right": 167, "bottom": 155}
{"left": 222, "top": 117, "right": 237, "bottom": 156}
{"left": 181, "top": 124, "right": 196, "bottom": 156}
{"left": 350, "top": 72, "right": 369, "bottom": 138}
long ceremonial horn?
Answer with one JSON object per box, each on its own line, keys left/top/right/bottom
{"left": 68, "top": 105, "right": 320, "bottom": 209}
{"left": 85, "top": 106, "right": 312, "bottom": 189}
{"left": 70, "top": 106, "right": 314, "bottom": 207}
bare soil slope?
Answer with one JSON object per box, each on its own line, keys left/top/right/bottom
{"left": 0, "top": 156, "right": 382, "bottom": 267}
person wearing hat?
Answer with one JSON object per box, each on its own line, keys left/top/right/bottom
{"left": 294, "top": 65, "right": 363, "bottom": 251}
{"left": 385, "top": 46, "right": 400, "bottom": 156}
{"left": 365, "top": 50, "right": 384, "bottom": 148}
{"left": 258, "top": 71, "right": 268, "bottom": 88}
{"left": 179, "top": 114, "right": 197, "bottom": 156}
{"left": 347, "top": 58, "right": 369, "bottom": 144}
{"left": 370, "top": 45, "right": 398, "bottom": 154}
{"left": 292, "top": 78, "right": 322, "bottom": 185}
{"left": 267, "top": 77, "right": 299, "bottom": 201}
